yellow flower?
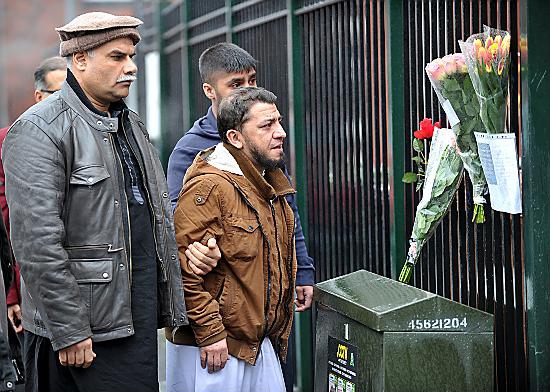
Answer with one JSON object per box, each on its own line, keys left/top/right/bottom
{"left": 494, "top": 35, "right": 502, "bottom": 47}
{"left": 501, "top": 34, "right": 511, "bottom": 57}
{"left": 485, "top": 36, "right": 494, "bottom": 50}
{"left": 474, "top": 38, "right": 483, "bottom": 54}
{"left": 489, "top": 42, "right": 499, "bottom": 62}
{"left": 497, "top": 60, "right": 505, "bottom": 75}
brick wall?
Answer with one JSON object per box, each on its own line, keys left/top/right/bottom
{"left": 0, "top": 0, "right": 135, "bottom": 125}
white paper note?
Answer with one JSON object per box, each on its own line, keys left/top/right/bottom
{"left": 474, "top": 132, "right": 522, "bottom": 214}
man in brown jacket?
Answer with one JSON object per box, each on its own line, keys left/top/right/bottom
{"left": 167, "top": 87, "right": 296, "bottom": 391}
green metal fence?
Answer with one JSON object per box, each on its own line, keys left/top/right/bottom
{"left": 134, "top": 0, "right": 550, "bottom": 390}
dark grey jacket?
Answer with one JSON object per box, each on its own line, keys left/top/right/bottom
{"left": 2, "top": 82, "right": 188, "bottom": 351}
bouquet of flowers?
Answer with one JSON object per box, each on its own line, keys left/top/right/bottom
{"left": 459, "top": 26, "right": 512, "bottom": 134}
{"left": 399, "top": 124, "right": 464, "bottom": 284}
{"left": 425, "top": 54, "right": 488, "bottom": 223}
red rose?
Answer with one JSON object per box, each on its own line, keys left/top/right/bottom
{"left": 413, "top": 118, "right": 441, "bottom": 139}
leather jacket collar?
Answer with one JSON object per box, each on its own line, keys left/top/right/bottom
{"left": 59, "top": 70, "right": 120, "bottom": 133}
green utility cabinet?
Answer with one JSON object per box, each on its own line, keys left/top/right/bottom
{"left": 314, "top": 270, "right": 493, "bottom": 392}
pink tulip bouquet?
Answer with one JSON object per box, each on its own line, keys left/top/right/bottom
{"left": 425, "top": 53, "right": 488, "bottom": 223}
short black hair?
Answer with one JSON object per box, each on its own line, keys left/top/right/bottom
{"left": 34, "top": 56, "right": 66, "bottom": 91}
{"left": 199, "top": 43, "right": 257, "bottom": 84}
{"left": 217, "top": 87, "right": 277, "bottom": 143}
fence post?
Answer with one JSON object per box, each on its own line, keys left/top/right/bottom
{"left": 287, "top": 1, "right": 313, "bottom": 391}
{"left": 158, "top": 1, "right": 191, "bottom": 165}
{"left": 386, "top": 0, "right": 406, "bottom": 279}
{"left": 158, "top": 1, "right": 168, "bottom": 165}
{"left": 521, "top": 0, "right": 550, "bottom": 390}
{"left": 225, "top": 0, "right": 233, "bottom": 42}
{"left": 181, "top": 1, "right": 191, "bottom": 154}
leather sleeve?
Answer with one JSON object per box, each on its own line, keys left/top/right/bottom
{"left": 174, "top": 175, "right": 226, "bottom": 346}
{"left": 2, "top": 119, "right": 92, "bottom": 350}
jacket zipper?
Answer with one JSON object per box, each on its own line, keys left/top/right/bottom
{"left": 276, "top": 213, "right": 296, "bottom": 354}
{"left": 64, "top": 244, "right": 124, "bottom": 252}
{"left": 120, "top": 113, "right": 161, "bottom": 261}
{"left": 108, "top": 132, "right": 134, "bottom": 308}
{"left": 266, "top": 198, "right": 284, "bottom": 337}
{"left": 214, "top": 276, "right": 226, "bottom": 302}
{"left": 121, "top": 112, "right": 176, "bottom": 324}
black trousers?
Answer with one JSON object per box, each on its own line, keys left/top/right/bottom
{"left": 24, "top": 331, "right": 159, "bottom": 392}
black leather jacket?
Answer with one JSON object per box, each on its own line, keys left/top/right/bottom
{"left": 2, "top": 82, "right": 187, "bottom": 351}
{"left": 0, "top": 333, "right": 15, "bottom": 391}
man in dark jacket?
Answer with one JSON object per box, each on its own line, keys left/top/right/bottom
{"left": 167, "top": 44, "right": 314, "bottom": 300}
{"left": 166, "top": 44, "right": 314, "bottom": 390}
{"left": 2, "top": 12, "right": 186, "bottom": 392}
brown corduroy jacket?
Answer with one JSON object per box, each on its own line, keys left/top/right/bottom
{"left": 166, "top": 142, "right": 297, "bottom": 365}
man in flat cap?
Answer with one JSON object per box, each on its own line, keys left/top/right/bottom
{"left": 2, "top": 11, "right": 216, "bottom": 392}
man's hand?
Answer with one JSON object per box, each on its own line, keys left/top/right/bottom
{"left": 7, "top": 304, "right": 23, "bottom": 333}
{"left": 58, "top": 338, "right": 96, "bottom": 368}
{"left": 186, "top": 237, "right": 221, "bottom": 276}
{"left": 295, "top": 285, "right": 314, "bottom": 312}
{"left": 200, "top": 338, "right": 229, "bottom": 373}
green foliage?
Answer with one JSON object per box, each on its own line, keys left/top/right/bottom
{"left": 404, "top": 136, "right": 428, "bottom": 189}
{"left": 412, "top": 138, "right": 424, "bottom": 152}
{"left": 402, "top": 172, "right": 418, "bottom": 183}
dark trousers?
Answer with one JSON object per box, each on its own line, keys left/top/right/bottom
{"left": 23, "top": 332, "right": 158, "bottom": 392}
{"left": 24, "top": 332, "right": 83, "bottom": 392}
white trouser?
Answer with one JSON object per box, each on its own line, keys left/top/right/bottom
{"left": 166, "top": 338, "right": 285, "bottom": 392}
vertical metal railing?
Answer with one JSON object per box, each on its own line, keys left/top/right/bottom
{"left": 153, "top": 0, "right": 529, "bottom": 390}
{"left": 296, "top": 0, "right": 391, "bottom": 283}
{"left": 402, "top": 2, "right": 526, "bottom": 391}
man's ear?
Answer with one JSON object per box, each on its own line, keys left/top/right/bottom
{"left": 73, "top": 52, "right": 87, "bottom": 71}
{"left": 202, "top": 83, "right": 216, "bottom": 101}
{"left": 226, "top": 129, "right": 243, "bottom": 149}
{"left": 34, "top": 90, "right": 43, "bottom": 103}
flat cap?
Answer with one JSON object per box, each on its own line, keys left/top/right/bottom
{"left": 56, "top": 12, "right": 143, "bottom": 56}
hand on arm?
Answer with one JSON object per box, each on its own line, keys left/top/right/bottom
{"left": 58, "top": 338, "right": 96, "bottom": 368}
{"left": 200, "top": 338, "right": 229, "bottom": 373}
{"left": 7, "top": 304, "right": 22, "bottom": 333}
{"left": 295, "top": 285, "right": 314, "bottom": 312}
{"left": 186, "top": 237, "right": 221, "bottom": 275}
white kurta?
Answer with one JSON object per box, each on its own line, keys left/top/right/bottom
{"left": 166, "top": 338, "right": 286, "bottom": 392}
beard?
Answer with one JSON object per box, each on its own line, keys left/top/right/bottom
{"left": 249, "top": 144, "right": 286, "bottom": 171}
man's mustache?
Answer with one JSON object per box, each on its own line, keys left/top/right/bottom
{"left": 116, "top": 75, "right": 137, "bottom": 83}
